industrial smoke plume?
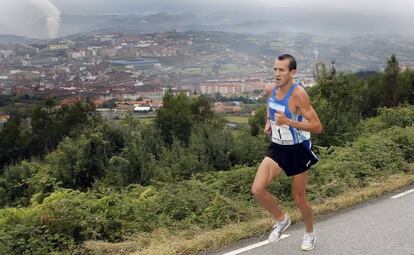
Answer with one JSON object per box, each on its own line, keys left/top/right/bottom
{"left": 31, "top": 0, "right": 61, "bottom": 38}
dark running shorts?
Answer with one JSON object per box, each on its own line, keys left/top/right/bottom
{"left": 266, "top": 141, "right": 318, "bottom": 176}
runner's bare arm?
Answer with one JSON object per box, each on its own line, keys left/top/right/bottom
{"left": 293, "top": 88, "right": 322, "bottom": 133}
{"left": 264, "top": 84, "right": 273, "bottom": 134}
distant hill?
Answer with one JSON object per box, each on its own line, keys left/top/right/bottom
{"left": 0, "top": 34, "right": 40, "bottom": 44}
{"left": 55, "top": 9, "right": 414, "bottom": 39}
{"left": 60, "top": 12, "right": 200, "bottom": 35}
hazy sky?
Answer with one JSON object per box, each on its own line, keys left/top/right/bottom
{"left": 52, "top": 0, "right": 414, "bottom": 16}
{"left": 0, "top": 0, "right": 413, "bottom": 38}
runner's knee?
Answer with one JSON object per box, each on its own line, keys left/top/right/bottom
{"left": 251, "top": 184, "right": 267, "bottom": 197}
{"left": 294, "top": 193, "right": 307, "bottom": 208}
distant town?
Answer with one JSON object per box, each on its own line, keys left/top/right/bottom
{"left": 1, "top": 30, "right": 413, "bottom": 122}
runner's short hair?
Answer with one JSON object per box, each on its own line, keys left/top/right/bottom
{"left": 278, "top": 54, "right": 297, "bottom": 71}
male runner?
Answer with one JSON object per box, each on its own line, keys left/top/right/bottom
{"left": 251, "top": 54, "right": 323, "bottom": 251}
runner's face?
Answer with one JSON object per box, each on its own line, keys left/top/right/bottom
{"left": 274, "top": 59, "right": 295, "bottom": 87}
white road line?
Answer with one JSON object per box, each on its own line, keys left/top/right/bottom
{"left": 391, "top": 188, "right": 414, "bottom": 199}
{"left": 222, "top": 234, "right": 290, "bottom": 255}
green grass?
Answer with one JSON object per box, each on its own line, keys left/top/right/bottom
{"left": 225, "top": 115, "right": 250, "bottom": 124}
{"left": 138, "top": 116, "right": 155, "bottom": 125}
{"left": 110, "top": 115, "right": 156, "bottom": 126}
{"left": 0, "top": 101, "right": 41, "bottom": 114}
{"left": 219, "top": 64, "right": 258, "bottom": 75}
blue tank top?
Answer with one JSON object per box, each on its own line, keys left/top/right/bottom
{"left": 268, "top": 83, "right": 311, "bottom": 145}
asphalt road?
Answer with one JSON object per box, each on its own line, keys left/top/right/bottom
{"left": 206, "top": 185, "right": 414, "bottom": 255}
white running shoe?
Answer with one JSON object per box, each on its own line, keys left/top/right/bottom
{"left": 268, "top": 214, "right": 291, "bottom": 242}
{"left": 301, "top": 232, "right": 317, "bottom": 251}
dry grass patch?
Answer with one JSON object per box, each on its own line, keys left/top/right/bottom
{"left": 85, "top": 173, "right": 414, "bottom": 255}
{"left": 314, "top": 173, "right": 414, "bottom": 216}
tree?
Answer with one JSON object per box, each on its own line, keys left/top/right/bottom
{"left": 384, "top": 54, "right": 401, "bottom": 107}
{"left": 313, "top": 62, "right": 331, "bottom": 81}
{"left": 309, "top": 72, "right": 365, "bottom": 146}
{"left": 47, "top": 131, "right": 110, "bottom": 190}
{"left": 398, "top": 69, "right": 414, "bottom": 104}
{"left": 248, "top": 106, "right": 266, "bottom": 136}
{"left": 191, "top": 95, "right": 214, "bottom": 123}
{"left": 189, "top": 124, "right": 233, "bottom": 171}
{"left": 0, "top": 114, "right": 24, "bottom": 170}
{"left": 30, "top": 106, "right": 56, "bottom": 156}
{"left": 330, "top": 60, "right": 336, "bottom": 79}
{"left": 231, "top": 129, "right": 268, "bottom": 166}
{"left": 0, "top": 161, "right": 46, "bottom": 207}
{"left": 44, "top": 97, "right": 55, "bottom": 112}
{"left": 411, "top": 74, "right": 414, "bottom": 104}
{"left": 361, "top": 73, "right": 388, "bottom": 117}
{"left": 155, "top": 90, "right": 193, "bottom": 146}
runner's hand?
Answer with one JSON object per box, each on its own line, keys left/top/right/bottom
{"left": 275, "top": 110, "right": 289, "bottom": 125}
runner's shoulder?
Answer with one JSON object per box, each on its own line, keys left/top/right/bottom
{"left": 292, "top": 84, "right": 309, "bottom": 100}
